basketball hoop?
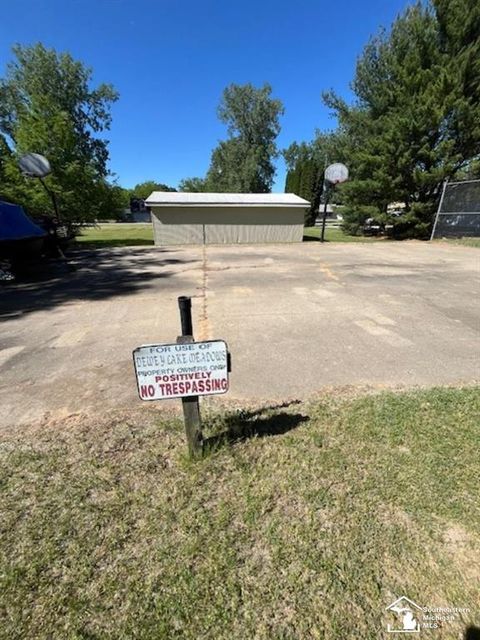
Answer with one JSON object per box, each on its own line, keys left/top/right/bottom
{"left": 18, "top": 153, "right": 51, "bottom": 178}
{"left": 325, "top": 163, "right": 349, "bottom": 185}
{"left": 18, "top": 152, "right": 60, "bottom": 221}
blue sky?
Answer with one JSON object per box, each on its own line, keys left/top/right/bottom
{"left": 1, "top": 0, "right": 410, "bottom": 191}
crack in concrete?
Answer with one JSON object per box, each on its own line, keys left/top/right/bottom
{"left": 204, "top": 263, "right": 274, "bottom": 273}
{"left": 319, "top": 262, "right": 340, "bottom": 281}
{"left": 198, "top": 244, "right": 211, "bottom": 340}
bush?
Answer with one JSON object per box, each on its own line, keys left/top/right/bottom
{"left": 339, "top": 205, "right": 381, "bottom": 236}
{"left": 390, "top": 203, "right": 435, "bottom": 239}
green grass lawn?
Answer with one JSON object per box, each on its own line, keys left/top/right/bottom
{"left": 75, "top": 223, "right": 154, "bottom": 247}
{"left": 75, "top": 223, "right": 480, "bottom": 249}
{"left": 1, "top": 386, "right": 479, "bottom": 639}
{"left": 75, "top": 223, "right": 382, "bottom": 247}
{"left": 303, "top": 226, "right": 384, "bottom": 242}
{"left": 436, "top": 237, "right": 480, "bottom": 248}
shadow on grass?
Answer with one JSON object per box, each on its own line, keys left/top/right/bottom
{"left": 303, "top": 230, "right": 395, "bottom": 243}
{"left": 203, "top": 400, "right": 308, "bottom": 451}
{"left": 465, "top": 627, "right": 480, "bottom": 640}
{"left": 302, "top": 234, "right": 324, "bottom": 242}
{"left": 75, "top": 238, "right": 154, "bottom": 248}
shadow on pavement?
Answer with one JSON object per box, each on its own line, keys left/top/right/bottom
{"left": 0, "top": 247, "right": 196, "bottom": 317}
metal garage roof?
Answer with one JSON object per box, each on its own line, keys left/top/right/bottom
{"left": 145, "top": 192, "right": 310, "bottom": 207}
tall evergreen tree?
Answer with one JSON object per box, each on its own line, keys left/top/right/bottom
{"left": 283, "top": 133, "right": 346, "bottom": 225}
{"left": 324, "top": 2, "right": 480, "bottom": 237}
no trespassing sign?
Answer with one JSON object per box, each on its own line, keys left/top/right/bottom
{"left": 133, "top": 340, "right": 229, "bottom": 400}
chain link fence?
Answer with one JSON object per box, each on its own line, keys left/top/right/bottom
{"left": 431, "top": 179, "right": 480, "bottom": 239}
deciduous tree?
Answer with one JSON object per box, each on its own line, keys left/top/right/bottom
{"left": 0, "top": 43, "right": 119, "bottom": 228}
{"left": 177, "top": 177, "right": 207, "bottom": 192}
{"left": 130, "top": 180, "right": 176, "bottom": 199}
{"left": 205, "top": 83, "right": 284, "bottom": 192}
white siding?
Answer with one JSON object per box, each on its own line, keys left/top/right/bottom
{"left": 151, "top": 206, "right": 304, "bottom": 245}
{"left": 153, "top": 220, "right": 204, "bottom": 245}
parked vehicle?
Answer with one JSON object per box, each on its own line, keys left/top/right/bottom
{"left": 0, "top": 200, "right": 74, "bottom": 279}
{"left": 33, "top": 214, "right": 73, "bottom": 257}
{"left": 0, "top": 200, "right": 47, "bottom": 262}
{"left": 363, "top": 217, "right": 385, "bottom": 236}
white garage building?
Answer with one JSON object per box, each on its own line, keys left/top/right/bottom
{"left": 145, "top": 192, "right": 310, "bottom": 245}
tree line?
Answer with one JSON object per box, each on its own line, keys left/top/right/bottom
{"left": 284, "top": 0, "right": 480, "bottom": 237}
{"left": 0, "top": 44, "right": 284, "bottom": 229}
{"left": 1, "top": 0, "right": 479, "bottom": 238}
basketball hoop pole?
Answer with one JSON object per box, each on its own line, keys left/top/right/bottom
{"left": 320, "top": 183, "right": 333, "bottom": 243}
{"left": 38, "top": 176, "right": 61, "bottom": 221}
{"left": 320, "top": 163, "right": 348, "bottom": 242}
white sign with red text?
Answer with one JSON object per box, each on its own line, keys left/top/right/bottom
{"left": 133, "top": 340, "right": 229, "bottom": 400}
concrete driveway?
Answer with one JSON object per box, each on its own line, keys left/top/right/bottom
{"left": 1, "top": 242, "right": 479, "bottom": 428}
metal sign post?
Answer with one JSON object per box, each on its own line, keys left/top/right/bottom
{"left": 177, "top": 296, "right": 203, "bottom": 456}
{"left": 132, "top": 296, "right": 230, "bottom": 457}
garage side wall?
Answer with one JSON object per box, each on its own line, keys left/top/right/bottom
{"left": 151, "top": 206, "right": 305, "bottom": 245}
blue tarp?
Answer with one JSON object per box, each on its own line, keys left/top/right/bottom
{"left": 0, "top": 200, "right": 46, "bottom": 241}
